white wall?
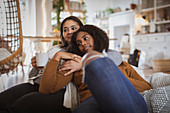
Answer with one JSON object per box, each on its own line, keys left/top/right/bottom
{"left": 111, "top": 0, "right": 138, "bottom": 10}
{"left": 36, "top": 0, "right": 52, "bottom": 36}
{"left": 84, "top": 0, "right": 139, "bottom": 24}
{"left": 20, "top": 0, "right": 52, "bottom": 36}
{"left": 83, "top": 0, "right": 112, "bottom": 24}
{"left": 109, "top": 11, "right": 136, "bottom": 52}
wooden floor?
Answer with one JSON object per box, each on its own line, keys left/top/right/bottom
{"left": 0, "top": 65, "right": 29, "bottom": 92}
{"left": 141, "top": 68, "right": 170, "bottom": 77}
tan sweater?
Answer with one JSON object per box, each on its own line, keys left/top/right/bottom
{"left": 39, "top": 60, "right": 152, "bottom": 102}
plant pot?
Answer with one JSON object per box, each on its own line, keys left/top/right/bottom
{"left": 131, "top": 4, "right": 136, "bottom": 10}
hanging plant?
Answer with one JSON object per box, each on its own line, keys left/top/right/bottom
{"left": 81, "top": 1, "right": 87, "bottom": 24}
{"left": 53, "top": 0, "right": 64, "bottom": 30}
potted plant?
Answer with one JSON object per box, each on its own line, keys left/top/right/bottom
{"left": 131, "top": 3, "right": 136, "bottom": 10}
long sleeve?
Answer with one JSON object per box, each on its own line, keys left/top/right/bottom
{"left": 28, "top": 67, "right": 39, "bottom": 78}
{"left": 39, "top": 59, "right": 73, "bottom": 94}
{"left": 73, "top": 70, "right": 83, "bottom": 86}
{"left": 118, "top": 61, "right": 152, "bottom": 92}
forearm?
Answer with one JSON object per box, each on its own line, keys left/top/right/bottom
{"left": 127, "top": 78, "right": 152, "bottom": 92}
{"left": 73, "top": 70, "right": 83, "bottom": 86}
{"left": 39, "top": 59, "right": 73, "bottom": 94}
{"left": 28, "top": 67, "right": 39, "bottom": 78}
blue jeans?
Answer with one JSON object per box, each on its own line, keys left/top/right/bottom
{"left": 73, "top": 57, "right": 147, "bottom": 113}
{"left": 72, "top": 97, "right": 102, "bottom": 113}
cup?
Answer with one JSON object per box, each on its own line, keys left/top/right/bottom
{"left": 36, "top": 52, "right": 49, "bottom": 67}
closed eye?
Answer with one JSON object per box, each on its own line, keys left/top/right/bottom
{"left": 77, "top": 41, "right": 82, "bottom": 46}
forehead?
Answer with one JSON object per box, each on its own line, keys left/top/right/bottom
{"left": 76, "top": 32, "right": 90, "bottom": 39}
{"left": 63, "top": 20, "right": 79, "bottom": 28}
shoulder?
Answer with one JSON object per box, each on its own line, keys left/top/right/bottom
{"left": 47, "top": 45, "right": 63, "bottom": 58}
{"left": 107, "top": 49, "right": 123, "bottom": 66}
{"left": 48, "top": 45, "right": 61, "bottom": 53}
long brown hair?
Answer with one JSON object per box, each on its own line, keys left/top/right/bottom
{"left": 60, "top": 16, "right": 83, "bottom": 49}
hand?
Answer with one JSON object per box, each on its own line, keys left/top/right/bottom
{"left": 59, "top": 59, "right": 82, "bottom": 76}
{"left": 31, "top": 56, "right": 43, "bottom": 70}
{"left": 52, "top": 51, "right": 81, "bottom": 62}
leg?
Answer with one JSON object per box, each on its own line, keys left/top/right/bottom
{"left": 84, "top": 57, "right": 148, "bottom": 113}
{"left": 0, "top": 83, "right": 39, "bottom": 109}
{"left": 73, "top": 97, "right": 102, "bottom": 113}
{"left": 2, "top": 89, "right": 70, "bottom": 113}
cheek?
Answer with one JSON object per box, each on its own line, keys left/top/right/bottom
{"left": 78, "top": 46, "right": 83, "bottom": 52}
{"left": 63, "top": 32, "right": 66, "bottom": 38}
{"left": 91, "top": 40, "right": 95, "bottom": 49}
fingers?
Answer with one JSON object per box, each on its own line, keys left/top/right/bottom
{"left": 64, "top": 70, "right": 74, "bottom": 76}
{"left": 59, "top": 60, "right": 82, "bottom": 73}
{"left": 72, "top": 54, "right": 81, "bottom": 60}
{"left": 59, "top": 60, "right": 73, "bottom": 71}
{"left": 31, "top": 56, "right": 37, "bottom": 67}
{"left": 59, "top": 65, "right": 70, "bottom": 71}
{"left": 31, "top": 56, "right": 41, "bottom": 70}
{"left": 72, "top": 55, "right": 82, "bottom": 63}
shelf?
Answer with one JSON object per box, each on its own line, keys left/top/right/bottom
{"left": 156, "top": 4, "right": 170, "bottom": 9}
{"left": 142, "top": 20, "right": 170, "bottom": 26}
{"left": 134, "top": 32, "right": 170, "bottom": 36}
{"left": 23, "top": 36, "right": 61, "bottom": 41}
{"left": 141, "top": 23, "right": 152, "bottom": 26}
{"left": 141, "top": 8, "right": 154, "bottom": 12}
{"left": 64, "top": 10, "right": 84, "bottom": 13}
{"left": 156, "top": 20, "right": 170, "bottom": 24}
{"left": 140, "top": 0, "right": 170, "bottom": 34}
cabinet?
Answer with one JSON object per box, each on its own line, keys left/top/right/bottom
{"left": 140, "top": 0, "right": 170, "bottom": 34}
{"left": 134, "top": 32, "right": 170, "bottom": 68}
{"left": 133, "top": 0, "right": 170, "bottom": 68}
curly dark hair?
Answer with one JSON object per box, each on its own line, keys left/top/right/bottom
{"left": 60, "top": 16, "right": 83, "bottom": 49}
{"left": 67, "top": 25, "right": 109, "bottom": 56}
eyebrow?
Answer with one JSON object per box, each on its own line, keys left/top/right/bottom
{"left": 71, "top": 25, "right": 76, "bottom": 27}
{"left": 76, "top": 34, "right": 87, "bottom": 43}
{"left": 63, "top": 25, "right": 77, "bottom": 29}
{"left": 63, "top": 27, "right": 68, "bottom": 29}
{"left": 81, "top": 34, "right": 87, "bottom": 39}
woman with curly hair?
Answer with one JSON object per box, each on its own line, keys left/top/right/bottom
{"left": 39, "top": 25, "right": 150, "bottom": 113}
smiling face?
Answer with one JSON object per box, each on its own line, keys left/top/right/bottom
{"left": 76, "top": 31, "right": 94, "bottom": 54}
{"left": 62, "top": 20, "right": 80, "bottom": 43}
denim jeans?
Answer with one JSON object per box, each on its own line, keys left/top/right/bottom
{"left": 74, "top": 57, "right": 148, "bottom": 113}
{"left": 72, "top": 97, "right": 102, "bottom": 113}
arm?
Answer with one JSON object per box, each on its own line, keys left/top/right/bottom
{"left": 28, "top": 67, "right": 39, "bottom": 78}
{"left": 59, "top": 53, "right": 82, "bottom": 76}
{"left": 29, "top": 56, "right": 43, "bottom": 79}
{"left": 118, "top": 61, "right": 152, "bottom": 92}
{"left": 73, "top": 70, "right": 83, "bottom": 86}
{"left": 39, "top": 51, "right": 81, "bottom": 94}
{"left": 39, "top": 59, "right": 73, "bottom": 94}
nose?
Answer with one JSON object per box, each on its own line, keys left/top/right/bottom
{"left": 68, "top": 29, "right": 73, "bottom": 34}
{"left": 81, "top": 41, "right": 86, "bottom": 46}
